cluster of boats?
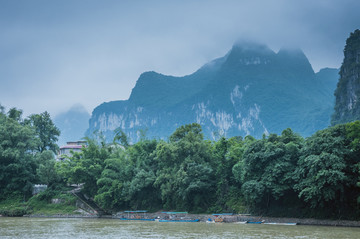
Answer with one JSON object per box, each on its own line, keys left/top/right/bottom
{"left": 119, "top": 211, "right": 297, "bottom": 225}
{"left": 119, "top": 211, "right": 199, "bottom": 222}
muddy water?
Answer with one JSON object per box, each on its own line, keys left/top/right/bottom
{"left": 1, "top": 217, "right": 360, "bottom": 238}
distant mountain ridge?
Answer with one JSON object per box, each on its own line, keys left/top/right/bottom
{"left": 54, "top": 104, "right": 90, "bottom": 146}
{"left": 87, "top": 42, "right": 339, "bottom": 142}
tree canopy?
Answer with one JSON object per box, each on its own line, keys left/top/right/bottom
{"left": 1, "top": 104, "right": 360, "bottom": 219}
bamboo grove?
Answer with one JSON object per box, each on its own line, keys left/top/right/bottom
{"left": 1, "top": 106, "right": 360, "bottom": 219}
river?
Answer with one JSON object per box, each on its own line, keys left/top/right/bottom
{"left": 1, "top": 217, "right": 360, "bottom": 238}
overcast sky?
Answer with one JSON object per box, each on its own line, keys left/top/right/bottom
{"left": 1, "top": 0, "right": 359, "bottom": 117}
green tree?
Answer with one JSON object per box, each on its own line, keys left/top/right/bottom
{"left": 124, "top": 139, "right": 160, "bottom": 210}
{"left": 0, "top": 108, "right": 37, "bottom": 199}
{"left": 95, "top": 156, "right": 131, "bottom": 210}
{"left": 211, "top": 136, "right": 243, "bottom": 210}
{"left": 58, "top": 137, "right": 109, "bottom": 197}
{"left": 26, "top": 111, "right": 60, "bottom": 153}
{"left": 113, "top": 128, "right": 130, "bottom": 148}
{"left": 36, "top": 150, "right": 61, "bottom": 187}
{"left": 7, "top": 107, "right": 23, "bottom": 122}
{"left": 294, "top": 125, "right": 355, "bottom": 210}
{"left": 345, "top": 121, "right": 360, "bottom": 205}
{"left": 238, "top": 129, "right": 303, "bottom": 210}
{"left": 346, "top": 120, "right": 360, "bottom": 151}
{"left": 155, "top": 123, "right": 214, "bottom": 212}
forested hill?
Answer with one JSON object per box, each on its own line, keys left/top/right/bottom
{"left": 332, "top": 29, "right": 360, "bottom": 125}
{"left": 87, "top": 42, "right": 339, "bottom": 142}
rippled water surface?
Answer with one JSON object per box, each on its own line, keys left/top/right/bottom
{"left": 1, "top": 217, "right": 360, "bottom": 239}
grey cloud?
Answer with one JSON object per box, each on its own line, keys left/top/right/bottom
{"left": 0, "top": 0, "right": 359, "bottom": 117}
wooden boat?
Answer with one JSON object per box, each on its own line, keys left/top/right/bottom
{"left": 159, "top": 212, "right": 199, "bottom": 222}
{"left": 119, "top": 210, "right": 155, "bottom": 221}
{"left": 234, "top": 221, "right": 247, "bottom": 224}
{"left": 211, "top": 213, "right": 232, "bottom": 223}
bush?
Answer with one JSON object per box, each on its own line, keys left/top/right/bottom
{"left": 0, "top": 207, "right": 31, "bottom": 217}
{"left": 0, "top": 195, "right": 32, "bottom": 217}
{"left": 26, "top": 191, "right": 78, "bottom": 215}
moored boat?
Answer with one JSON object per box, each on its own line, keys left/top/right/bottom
{"left": 119, "top": 210, "right": 155, "bottom": 221}
{"left": 247, "top": 221, "right": 264, "bottom": 224}
{"left": 234, "top": 221, "right": 248, "bottom": 224}
{"left": 159, "top": 219, "right": 200, "bottom": 222}
{"left": 211, "top": 213, "right": 233, "bottom": 223}
{"left": 159, "top": 212, "right": 199, "bottom": 222}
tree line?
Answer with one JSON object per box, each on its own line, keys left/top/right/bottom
{"left": 1, "top": 105, "right": 360, "bottom": 219}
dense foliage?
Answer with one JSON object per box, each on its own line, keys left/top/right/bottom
{"left": 0, "top": 105, "right": 60, "bottom": 200}
{"left": 1, "top": 104, "right": 360, "bottom": 219}
{"left": 64, "top": 123, "right": 360, "bottom": 218}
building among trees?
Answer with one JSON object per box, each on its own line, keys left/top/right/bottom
{"left": 57, "top": 141, "right": 87, "bottom": 161}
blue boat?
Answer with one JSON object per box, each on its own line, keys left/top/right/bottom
{"left": 247, "top": 221, "right": 264, "bottom": 224}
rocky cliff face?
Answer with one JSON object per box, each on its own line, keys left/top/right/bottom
{"left": 87, "top": 42, "right": 339, "bottom": 142}
{"left": 332, "top": 29, "right": 360, "bottom": 125}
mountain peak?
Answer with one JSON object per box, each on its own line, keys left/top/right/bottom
{"left": 277, "top": 47, "right": 306, "bottom": 58}
{"left": 231, "top": 40, "right": 274, "bottom": 55}
{"left": 223, "top": 41, "right": 275, "bottom": 68}
{"left": 276, "top": 47, "right": 314, "bottom": 74}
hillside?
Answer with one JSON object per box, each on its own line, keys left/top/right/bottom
{"left": 332, "top": 29, "right": 360, "bottom": 125}
{"left": 87, "top": 42, "right": 339, "bottom": 142}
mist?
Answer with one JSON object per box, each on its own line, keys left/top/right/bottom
{"left": 1, "top": 0, "right": 359, "bottom": 117}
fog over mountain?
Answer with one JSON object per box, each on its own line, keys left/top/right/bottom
{"left": 54, "top": 104, "right": 90, "bottom": 146}
{"left": 87, "top": 42, "right": 339, "bottom": 142}
{"left": 1, "top": 0, "right": 359, "bottom": 118}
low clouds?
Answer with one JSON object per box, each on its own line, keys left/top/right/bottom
{"left": 1, "top": 0, "right": 359, "bottom": 117}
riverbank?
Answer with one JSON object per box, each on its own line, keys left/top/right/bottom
{"left": 132, "top": 213, "right": 360, "bottom": 227}
{"left": 16, "top": 212, "right": 360, "bottom": 228}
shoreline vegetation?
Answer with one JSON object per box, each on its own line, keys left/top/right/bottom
{"left": 1, "top": 105, "right": 360, "bottom": 225}
{"left": 2, "top": 192, "right": 359, "bottom": 228}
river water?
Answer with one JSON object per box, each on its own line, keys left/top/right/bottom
{"left": 1, "top": 217, "right": 360, "bottom": 238}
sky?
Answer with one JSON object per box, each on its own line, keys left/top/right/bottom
{"left": 1, "top": 0, "right": 359, "bottom": 118}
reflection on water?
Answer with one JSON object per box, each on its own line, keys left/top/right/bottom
{"left": 1, "top": 217, "right": 360, "bottom": 239}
